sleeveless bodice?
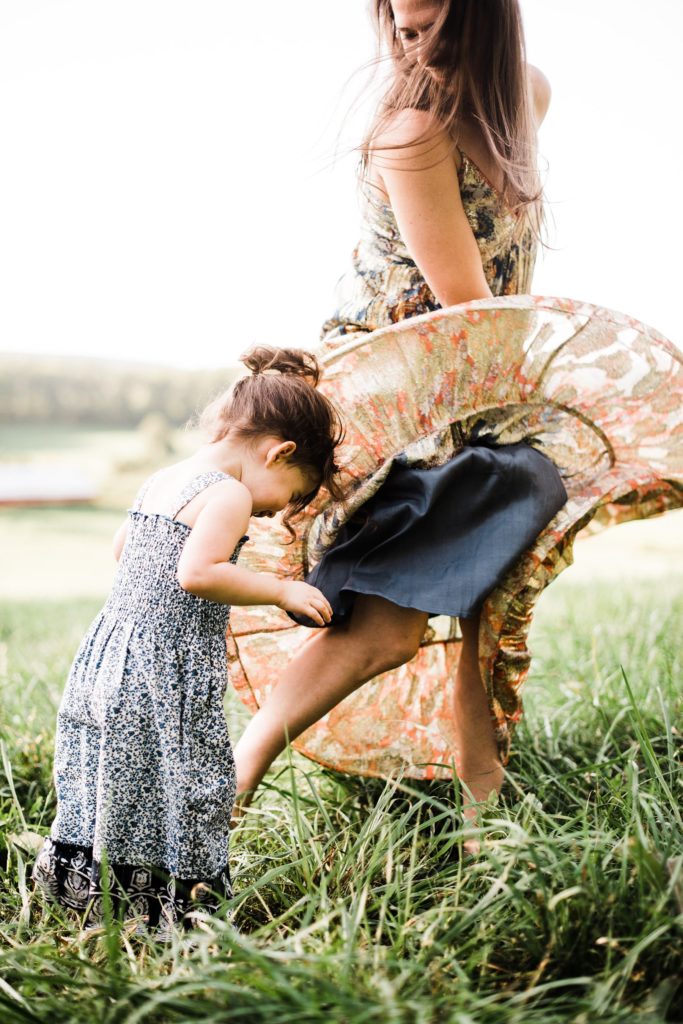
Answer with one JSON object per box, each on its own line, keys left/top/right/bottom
{"left": 321, "top": 152, "right": 537, "bottom": 346}
{"left": 103, "top": 471, "right": 246, "bottom": 637}
{"left": 105, "top": 514, "right": 230, "bottom": 636}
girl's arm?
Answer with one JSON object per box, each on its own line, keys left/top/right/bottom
{"left": 176, "top": 480, "right": 332, "bottom": 625}
{"left": 113, "top": 520, "right": 128, "bottom": 561}
{"left": 370, "top": 108, "right": 493, "bottom": 308}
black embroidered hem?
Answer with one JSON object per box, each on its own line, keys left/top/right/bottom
{"left": 32, "top": 837, "right": 231, "bottom": 930}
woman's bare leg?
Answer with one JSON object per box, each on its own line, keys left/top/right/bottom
{"left": 453, "top": 614, "right": 504, "bottom": 850}
{"left": 234, "top": 599, "right": 503, "bottom": 851}
{"left": 234, "top": 595, "right": 429, "bottom": 802}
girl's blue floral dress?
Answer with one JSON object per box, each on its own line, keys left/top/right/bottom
{"left": 33, "top": 471, "right": 246, "bottom": 927}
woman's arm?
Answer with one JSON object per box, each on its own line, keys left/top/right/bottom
{"left": 370, "top": 108, "right": 493, "bottom": 308}
{"left": 176, "top": 480, "right": 332, "bottom": 624}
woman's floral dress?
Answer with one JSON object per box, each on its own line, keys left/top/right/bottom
{"left": 226, "top": 153, "right": 683, "bottom": 780}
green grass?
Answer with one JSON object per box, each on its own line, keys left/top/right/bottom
{"left": 0, "top": 582, "right": 682, "bottom": 1023}
{"left": 0, "top": 423, "right": 197, "bottom": 464}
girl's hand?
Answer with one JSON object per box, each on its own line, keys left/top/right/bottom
{"left": 277, "top": 581, "right": 333, "bottom": 626}
{"left": 177, "top": 480, "right": 332, "bottom": 615}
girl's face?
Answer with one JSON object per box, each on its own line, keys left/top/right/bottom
{"left": 390, "top": 0, "right": 442, "bottom": 69}
{"left": 245, "top": 439, "right": 319, "bottom": 519}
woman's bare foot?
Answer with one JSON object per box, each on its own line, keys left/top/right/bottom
{"left": 459, "top": 760, "right": 505, "bottom": 856}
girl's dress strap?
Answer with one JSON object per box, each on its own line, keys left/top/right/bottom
{"left": 131, "top": 471, "right": 160, "bottom": 512}
{"left": 169, "top": 471, "right": 232, "bottom": 521}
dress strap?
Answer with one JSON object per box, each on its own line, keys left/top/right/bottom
{"left": 131, "top": 471, "right": 161, "bottom": 512}
{"left": 168, "top": 471, "right": 232, "bottom": 521}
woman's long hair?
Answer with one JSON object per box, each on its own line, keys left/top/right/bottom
{"left": 363, "top": 0, "right": 543, "bottom": 232}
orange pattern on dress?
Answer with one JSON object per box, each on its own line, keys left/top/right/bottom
{"left": 227, "top": 296, "right": 683, "bottom": 779}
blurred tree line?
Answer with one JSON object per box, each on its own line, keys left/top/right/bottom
{"left": 0, "top": 354, "right": 240, "bottom": 427}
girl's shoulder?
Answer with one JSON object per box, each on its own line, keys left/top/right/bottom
{"left": 133, "top": 465, "right": 251, "bottom": 523}
{"left": 173, "top": 471, "right": 252, "bottom": 519}
{"left": 200, "top": 474, "right": 252, "bottom": 512}
{"left": 176, "top": 474, "right": 252, "bottom": 534}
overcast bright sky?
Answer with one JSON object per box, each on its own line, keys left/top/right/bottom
{"left": 1, "top": 1, "right": 681, "bottom": 368}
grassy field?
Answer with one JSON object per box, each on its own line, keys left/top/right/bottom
{"left": 0, "top": 577, "right": 681, "bottom": 1023}
{"left": 1, "top": 425, "right": 682, "bottom": 1020}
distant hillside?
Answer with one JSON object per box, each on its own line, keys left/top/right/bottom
{"left": 0, "top": 353, "right": 241, "bottom": 427}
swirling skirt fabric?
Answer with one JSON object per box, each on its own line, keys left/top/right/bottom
{"left": 227, "top": 296, "right": 683, "bottom": 779}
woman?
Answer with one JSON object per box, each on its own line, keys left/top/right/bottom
{"left": 229, "top": 0, "right": 683, "bottom": 833}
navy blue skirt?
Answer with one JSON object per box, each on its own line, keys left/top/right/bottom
{"left": 294, "top": 440, "right": 567, "bottom": 626}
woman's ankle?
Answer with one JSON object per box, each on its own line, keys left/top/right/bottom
{"left": 458, "top": 760, "right": 504, "bottom": 804}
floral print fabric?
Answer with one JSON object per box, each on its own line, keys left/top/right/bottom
{"left": 34, "top": 472, "right": 245, "bottom": 918}
{"left": 227, "top": 161, "right": 683, "bottom": 781}
{"left": 321, "top": 152, "right": 536, "bottom": 344}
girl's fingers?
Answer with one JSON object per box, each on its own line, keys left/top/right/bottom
{"left": 309, "top": 587, "right": 331, "bottom": 609}
{"left": 308, "top": 606, "right": 325, "bottom": 625}
{"left": 315, "top": 599, "right": 332, "bottom": 623}
{"left": 313, "top": 600, "right": 330, "bottom": 622}
{"left": 291, "top": 593, "right": 332, "bottom": 625}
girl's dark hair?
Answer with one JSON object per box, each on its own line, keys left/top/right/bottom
{"left": 200, "top": 346, "right": 345, "bottom": 532}
{"left": 364, "top": 0, "right": 543, "bottom": 236}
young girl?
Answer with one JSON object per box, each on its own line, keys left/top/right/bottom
{"left": 32, "top": 346, "right": 344, "bottom": 928}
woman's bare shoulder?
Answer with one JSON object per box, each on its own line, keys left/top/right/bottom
{"left": 372, "top": 107, "right": 443, "bottom": 142}
{"left": 369, "top": 108, "right": 452, "bottom": 171}
{"left": 527, "top": 64, "right": 552, "bottom": 126}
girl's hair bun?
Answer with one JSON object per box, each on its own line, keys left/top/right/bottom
{"left": 240, "top": 346, "right": 321, "bottom": 387}
{"left": 200, "top": 343, "right": 345, "bottom": 536}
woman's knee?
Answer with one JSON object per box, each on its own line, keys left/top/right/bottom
{"left": 374, "top": 640, "right": 420, "bottom": 673}
{"left": 348, "top": 637, "right": 419, "bottom": 676}
{"left": 349, "top": 597, "right": 427, "bottom": 674}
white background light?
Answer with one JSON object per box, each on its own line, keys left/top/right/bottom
{"left": 1, "top": 1, "right": 681, "bottom": 368}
